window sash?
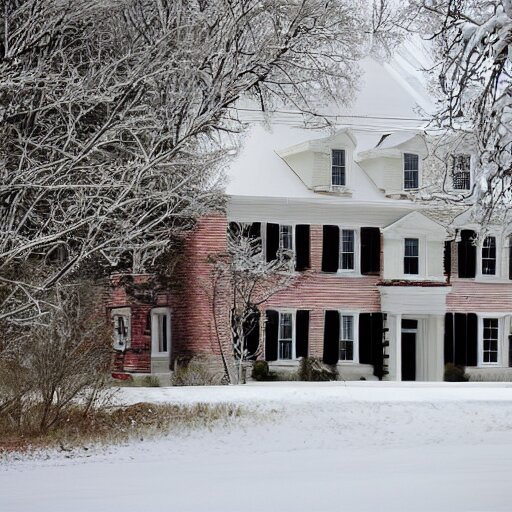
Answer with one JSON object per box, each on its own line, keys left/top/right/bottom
{"left": 481, "top": 236, "right": 496, "bottom": 275}
{"left": 452, "top": 155, "right": 471, "bottom": 190}
{"left": 332, "top": 150, "right": 346, "bottom": 186}
{"left": 482, "top": 318, "right": 499, "bottom": 363}
{"left": 278, "top": 312, "right": 293, "bottom": 360}
{"left": 340, "top": 229, "right": 355, "bottom": 270}
{"left": 404, "top": 238, "right": 419, "bottom": 275}
{"left": 156, "top": 313, "right": 168, "bottom": 352}
{"left": 339, "top": 315, "right": 354, "bottom": 361}
{"left": 279, "top": 225, "right": 293, "bottom": 251}
{"left": 113, "top": 314, "right": 130, "bottom": 347}
{"left": 403, "top": 153, "right": 419, "bottom": 189}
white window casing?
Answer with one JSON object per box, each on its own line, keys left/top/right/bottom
{"left": 151, "top": 307, "right": 171, "bottom": 355}
{"left": 477, "top": 313, "right": 509, "bottom": 367}
{"left": 403, "top": 153, "right": 420, "bottom": 190}
{"left": 112, "top": 307, "right": 131, "bottom": 352}
{"left": 277, "top": 309, "right": 296, "bottom": 361}
{"left": 338, "top": 311, "right": 359, "bottom": 364}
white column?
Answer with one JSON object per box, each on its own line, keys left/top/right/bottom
{"left": 434, "top": 314, "right": 445, "bottom": 381}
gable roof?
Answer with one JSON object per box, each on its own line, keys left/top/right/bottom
{"left": 383, "top": 211, "right": 447, "bottom": 235}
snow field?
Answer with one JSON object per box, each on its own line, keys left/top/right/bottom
{"left": 2, "top": 382, "right": 512, "bottom": 512}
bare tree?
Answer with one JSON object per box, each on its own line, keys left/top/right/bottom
{"left": 0, "top": 0, "right": 380, "bottom": 323}
{"left": 0, "top": 284, "right": 112, "bottom": 434}
{"left": 208, "top": 225, "right": 296, "bottom": 384}
{"left": 413, "top": 0, "right": 512, "bottom": 223}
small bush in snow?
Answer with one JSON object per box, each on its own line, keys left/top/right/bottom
{"left": 171, "top": 358, "right": 223, "bottom": 386}
{"left": 444, "top": 363, "right": 469, "bottom": 382}
{"left": 251, "top": 361, "right": 277, "bottom": 382}
{"left": 298, "top": 357, "right": 338, "bottom": 382}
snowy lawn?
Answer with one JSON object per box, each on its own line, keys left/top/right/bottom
{"left": 2, "top": 381, "right": 512, "bottom": 512}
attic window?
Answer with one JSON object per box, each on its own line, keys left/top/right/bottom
{"left": 331, "top": 149, "right": 346, "bottom": 186}
{"left": 403, "top": 153, "right": 419, "bottom": 189}
{"left": 451, "top": 154, "right": 471, "bottom": 190}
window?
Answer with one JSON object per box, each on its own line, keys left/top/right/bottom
{"left": 151, "top": 308, "right": 171, "bottom": 354}
{"left": 278, "top": 312, "right": 293, "bottom": 360}
{"left": 279, "top": 224, "right": 293, "bottom": 251}
{"left": 340, "top": 229, "right": 355, "bottom": 270}
{"left": 481, "top": 236, "right": 496, "bottom": 275}
{"left": 482, "top": 318, "right": 499, "bottom": 364}
{"left": 331, "top": 149, "right": 346, "bottom": 186}
{"left": 404, "top": 238, "right": 419, "bottom": 275}
{"left": 339, "top": 315, "right": 354, "bottom": 361}
{"left": 452, "top": 154, "right": 471, "bottom": 190}
{"left": 403, "top": 153, "right": 419, "bottom": 189}
{"left": 112, "top": 308, "right": 130, "bottom": 351}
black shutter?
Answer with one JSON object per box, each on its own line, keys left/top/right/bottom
{"left": 322, "top": 225, "right": 340, "bottom": 272}
{"left": 296, "top": 310, "right": 309, "bottom": 358}
{"left": 358, "top": 313, "right": 372, "bottom": 364}
{"left": 265, "top": 310, "right": 278, "bottom": 361}
{"left": 295, "top": 225, "right": 310, "bottom": 271}
{"left": 266, "top": 223, "right": 279, "bottom": 262}
{"left": 248, "top": 222, "right": 261, "bottom": 240}
{"left": 371, "top": 313, "right": 384, "bottom": 379}
{"left": 458, "top": 230, "right": 476, "bottom": 278}
{"left": 245, "top": 311, "right": 260, "bottom": 360}
{"left": 444, "top": 313, "right": 454, "bottom": 364}
{"left": 466, "top": 313, "right": 478, "bottom": 367}
{"left": 323, "top": 310, "right": 340, "bottom": 364}
{"left": 360, "top": 227, "right": 381, "bottom": 275}
{"left": 454, "top": 313, "right": 467, "bottom": 366}
{"left": 228, "top": 222, "right": 240, "bottom": 239}
{"left": 444, "top": 241, "right": 452, "bottom": 277}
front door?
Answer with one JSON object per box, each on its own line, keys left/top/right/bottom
{"left": 401, "top": 319, "right": 417, "bottom": 381}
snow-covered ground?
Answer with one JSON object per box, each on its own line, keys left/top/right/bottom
{"left": 2, "top": 382, "right": 512, "bottom": 512}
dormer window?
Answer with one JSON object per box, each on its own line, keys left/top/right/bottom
{"left": 331, "top": 149, "right": 346, "bottom": 186}
{"left": 451, "top": 154, "right": 471, "bottom": 190}
{"left": 403, "top": 153, "right": 419, "bottom": 189}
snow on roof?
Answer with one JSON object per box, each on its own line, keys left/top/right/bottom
{"left": 225, "top": 41, "right": 433, "bottom": 202}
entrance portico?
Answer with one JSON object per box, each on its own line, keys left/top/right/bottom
{"left": 380, "top": 285, "right": 450, "bottom": 381}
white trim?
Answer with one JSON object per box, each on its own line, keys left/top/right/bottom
{"left": 151, "top": 307, "right": 171, "bottom": 356}
{"left": 476, "top": 313, "right": 510, "bottom": 368}
{"left": 277, "top": 309, "right": 297, "bottom": 361}
{"left": 337, "top": 310, "right": 360, "bottom": 364}
{"left": 402, "top": 152, "right": 421, "bottom": 191}
{"left": 338, "top": 228, "right": 359, "bottom": 274}
{"left": 111, "top": 307, "right": 131, "bottom": 351}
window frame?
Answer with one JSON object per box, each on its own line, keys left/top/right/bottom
{"left": 111, "top": 307, "right": 131, "bottom": 351}
{"left": 451, "top": 154, "right": 472, "bottom": 191}
{"left": 277, "top": 310, "right": 296, "bottom": 361}
{"left": 279, "top": 224, "right": 294, "bottom": 252}
{"left": 403, "top": 153, "right": 420, "bottom": 190}
{"left": 478, "top": 315, "right": 503, "bottom": 367}
{"left": 331, "top": 149, "right": 347, "bottom": 187}
{"left": 338, "top": 311, "right": 359, "bottom": 364}
{"left": 481, "top": 235, "right": 497, "bottom": 276}
{"left": 339, "top": 229, "right": 356, "bottom": 272}
{"left": 403, "top": 238, "right": 420, "bottom": 276}
{"left": 151, "top": 307, "right": 171, "bottom": 355}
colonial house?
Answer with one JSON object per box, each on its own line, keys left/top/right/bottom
{"left": 108, "top": 50, "right": 512, "bottom": 382}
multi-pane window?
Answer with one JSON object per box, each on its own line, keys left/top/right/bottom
{"left": 112, "top": 309, "right": 130, "bottom": 350}
{"left": 481, "top": 236, "right": 496, "bottom": 275}
{"left": 403, "top": 153, "right": 419, "bottom": 189}
{"left": 482, "top": 318, "right": 499, "bottom": 363}
{"left": 278, "top": 312, "right": 293, "bottom": 360}
{"left": 339, "top": 315, "right": 354, "bottom": 361}
{"left": 340, "top": 229, "right": 355, "bottom": 270}
{"left": 279, "top": 224, "right": 293, "bottom": 251}
{"left": 404, "top": 238, "right": 419, "bottom": 275}
{"left": 452, "top": 154, "right": 471, "bottom": 190}
{"left": 331, "top": 149, "right": 346, "bottom": 186}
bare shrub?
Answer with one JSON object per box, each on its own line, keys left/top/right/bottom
{"left": 0, "top": 285, "right": 112, "bottom": 435}
{"left": 298, "top": 357, "right": 338, "bottom": 382}
{"left": 171, "top": 358, "right": 224, "bottom": 386}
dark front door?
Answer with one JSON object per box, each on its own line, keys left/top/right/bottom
{"left": 401, "top": 331, "right": 416, "bottom": 381}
